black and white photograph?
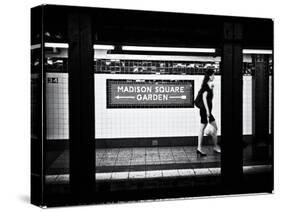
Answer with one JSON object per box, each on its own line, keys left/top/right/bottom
{"left": 30, "top": 3, "right": 274, "bottom": 207}
{"left": 0, "top": 0, "right": 280, "bottom": 211}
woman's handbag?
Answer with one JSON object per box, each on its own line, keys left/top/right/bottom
{"left": 194, "top": 89, "right": 204, "bottom": 109}
{"left": 204, "top": 123, "right": 215, "bottom": 136}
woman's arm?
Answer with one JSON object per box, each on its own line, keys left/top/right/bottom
{"left": 202, "top": 91, "right": 210, "bottom": 117}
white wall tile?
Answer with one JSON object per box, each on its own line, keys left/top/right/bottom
{"left": 94, "top": 74, "right": 222, "bottom": 139}
{"left": 44, "top": 73, "right": 256, "bottom": 140}
{"left": 243, "top": 76, "right": 253, "bottom": 135}
{"left": 46, "top": 73, "right": 69, "bottom": 140}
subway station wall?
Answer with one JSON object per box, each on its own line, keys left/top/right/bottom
{"left": 46, "top": 73, "right": 69, "bottom": 140}
{"left": 45, "top": 73, "right": 269, "bottom": 140}
{"left": 94, "top": 74, "right": 221, "bottom": 139}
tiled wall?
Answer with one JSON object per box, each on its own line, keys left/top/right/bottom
{"left": 242, "top": 76, "right": 272, "bottom": 135}
{"left": 95, "top": 74, "right": 221, "bottom": 138}
{"left": 46, "top": 73, "right": 69, "bottom": 140}
{"left": 44, "top": 73, "right": 264, "bottom": 140}
{"left": 243, "top": 76, "right": 253, "bottom": 135}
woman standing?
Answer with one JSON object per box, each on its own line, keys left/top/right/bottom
{"left": 196, "top": 69, "right": 221, "bottom": 156}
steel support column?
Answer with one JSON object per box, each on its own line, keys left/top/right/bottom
{"left": 68, "top": 11, "right": 95, "bottom": 204}
{"left": 221, "top": 22, "right": 243, "bottom": 191}
{"left": 252, "top": 54, "right": 270, "bottom": 160}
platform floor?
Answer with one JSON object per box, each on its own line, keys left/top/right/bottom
{"left": 96, "top": 145, "right": 221, "bottom": 172}
{"left": 45, "top": 144, "right": 272, "bottom": 184}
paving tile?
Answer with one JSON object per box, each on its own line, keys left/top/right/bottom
{"left": 99, "top": 160, "right": 116, "bottom": 166}
{"left": 118, "top": 149, "right": 132, "bottom": 153}
{"left": 130, "top": 161, "right": 144, "bottom": 165}
{"left": 100, "top": 158, "right": 117, "bottom": 164}
{"left": 131, "top": 157, "right": 145, "bottom": 162}
{"left": 96, "top": 172, "right": 112, "bottom": 181}
{"left": 172, "top": 147, "right": 185, "bottom": 151}
{"left": 118, "top": 151, "right": 132, "bottom": 156}
{"left": 162, "top": 169, "right": 179, "bottom": 177}
{"left": 188, "top": 157, "right": 210, "bottom": 162}
{"left": 103, "top": 153, "right": 118, "bottom": 158}
{"left": 115, "top": 160, "right": 130, "bottom": 166}
{"left": 56, "top": 174, "right": 69, "bottom": 184}
{"left": 160, "top": 160, "right": 176, "bottom": 164}
{"left": 159, "top": 150, "right": 172, "bottom": 154}
{"left": 178, "top": 169, "right": 195, "bottom": 176}
{"left": 133, "top": 154, "right": 145, "bottom": 159}
{"left": 183, "top": 146, "right": 197, "bottom": 152}
{"left": 111, "top": 171, "right": 129, "bottom": 180}
{"left": 117, "top": 156, "right": 132, "bottom": 161}
{"left": 133, "top": 153, "right": 145, "bottom": 157}
{"left": 96, "top": 159, "right": 102, "bottom": 166}
{"left": 174, "top": 156, "right": 188, "bottom": 160}
{"left": 146, "top": 147, "right": 158, "bottom": 151}
{"left": 129, "top": 171, "right": 146, "bottom": 179}
{"left": 106, "top": 150, "right": 119, "bottom": 154}
{"left": 119, "top": 149, "right": 132, "bottom": 153}
{"left": 208, "top": 167, "right": 221, "bottom": 175}
{"left": 145, "top": 170, "right": 162, "bottom": 178}
{"left": 133, "top": 149, "right": 145, "bottom": 154}
{"left": 146, "top": 160, "right": 160, "bottom": 165}
{"left": 205, "top": 158, "right": 220, "bottom": 162}
{"left": 193, "top": 168, "right": 212, "bottom": 176}
{"left": 160, "top": 155, "right": 174, "bottom": 160}
{"left": 159, "top": 158, "right": 175, "bottom": 162}
{"left": 185, "top": 152, "right": 198, "bottom": 157}
{"left": 172, "top": 150, "right": 186, "bottom": 155}
{"left": 45, "top": 175, "right": 58, "bottom": 184}
{"left": 96, "top": 152, "right": 105, "bottom": 157}
{"left": 175, "top": 158, "right": 190, "bottom": 164}
{"left": 146, "top": 160, "right": 157, "bottom": 165}
{"left": 96, "top": 149, "right": 106, "bottom": 154}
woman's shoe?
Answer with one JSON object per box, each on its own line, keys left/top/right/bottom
{"left": 213, "top": 147, "right": 221, "bottom": 154}
{"left": 196, "top": 149, "right": 207, "bottom": 157}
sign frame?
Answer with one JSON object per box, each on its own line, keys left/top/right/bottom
{"left": 106, "top": 79, "right": 194, "bottom": 109}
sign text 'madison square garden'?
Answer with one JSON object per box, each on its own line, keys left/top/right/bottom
{"left": 107, "top": 79, "right": 194, "bottom": 108}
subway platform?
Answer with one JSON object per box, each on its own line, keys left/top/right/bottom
{"left": 44, "top": 144, "right": 272, "bottom": 205}
{"left": 46, "top": 144, "right": 272, "bottom": 184}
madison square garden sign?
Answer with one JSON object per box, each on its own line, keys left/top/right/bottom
{"left": 107, "top": 79, "right": 194, "bottom": 108}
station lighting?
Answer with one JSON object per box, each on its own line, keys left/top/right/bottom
{"left": 45, "top": 43, "right": 69, "bottom": 48}
{"left": 243, "top": 49, "right": 272, "bottom": 54}
{"left": 43, "top": 43, "right": 115, "bottom": 50}
{"left": 93, "top": 44, "right": 115, "bottom": 50}
{"left": 31, "top": 44, "right": 41, "bottom": 50}
{"left": 122, "top": 45, "right": 216, "bottom": 53}
{"left": 39, "top": 43, "right": 219, "bottom": 54}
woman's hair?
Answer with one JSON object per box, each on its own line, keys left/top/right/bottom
{"left": 201, "top": 69, "right": 215, "bottom": 88}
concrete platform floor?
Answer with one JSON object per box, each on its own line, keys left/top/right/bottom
{"left": 96, "top": 146, "right": 220, "bottom": 171}
{"left": 45, "top": 144, "right": 272, "bottom": 184}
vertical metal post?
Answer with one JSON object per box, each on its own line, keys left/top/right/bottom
{"left": 221, "top": 22, "right": 243, "bottom": 191}
{"left": 252, "top": 54, "right": 269, "bottom": 160}
{"left": 68, "top": 11, "right": 95, "bottom": 204}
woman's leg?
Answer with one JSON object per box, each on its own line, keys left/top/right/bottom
{"left": 209, "top": 120, "right": 221, "bottom": 152}
{"left": 198, "top": 123, "right": 207, "bottom": 151}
